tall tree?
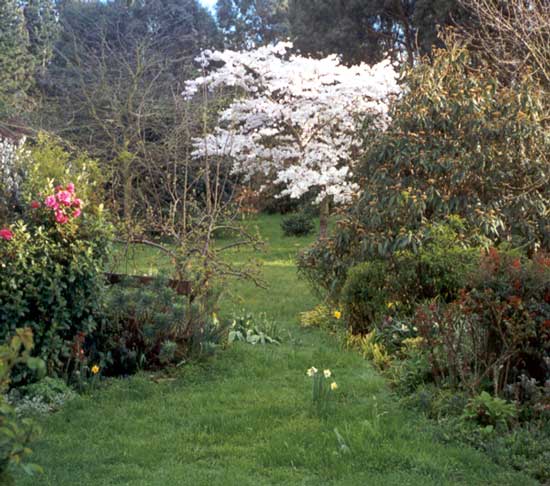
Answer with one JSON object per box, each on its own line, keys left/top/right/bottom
{"left": 0, "top": 0, "right": 34, "bottom": 118}
{"left": 40, "top": 0, "right": 221, "bottom": 221}
{"left": 216, "top": 0, "right": 290, "bottom": 48}
{"left": 289, "top": 0, "right": 465, "bottom": 65}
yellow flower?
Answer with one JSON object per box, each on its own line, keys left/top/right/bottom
{"left": 91, "top": 365, "right": 100, "bottom": 375}
{"left": 333, "top": 310, "right": 342, "bottom": 320}
{"left": 330, "top": 382, "right": 338, "bottom": 391}
{"left": 323, "top": 369, "right": 332, "bottom": 378}
{"left": 306, "top": 367, "right": 318, "bottom": 377}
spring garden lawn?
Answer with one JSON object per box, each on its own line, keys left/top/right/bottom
{"left": 17, "top": 215, "right": 535, "bottom": 486}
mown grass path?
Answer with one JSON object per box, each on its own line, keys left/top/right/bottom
{"left": 19, "top": 215, "right": 535, "bottom": 485}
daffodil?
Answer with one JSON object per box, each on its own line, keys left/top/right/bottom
{"left": 333, "top": 310, "right": 342, "bottom": 320}
{"left": 330, "top": 382, "right": 338, "bottom": 391}
{"left": 323, "top": 369, "right": 332, "bottom": 378}
{"left": 91, "top": 365, "right": 100, "bottom": 375}
{"left": 306, "top": 367, "right": 318, "bottom": 377}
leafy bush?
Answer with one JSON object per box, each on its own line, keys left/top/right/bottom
{"left": 341, "top": 260, "right": 389, "bottom": 334}
{"left": 463, "top": 391, "right": 517, "bottom": 430}
{"left": 95, "top": 278, "right": 224, "bottom": 375}
{"left": 415, "top": 249, "right": 550, "bottom": 396}
{"left": 0, "top": 329, "right": 44, "bottom": 484}
{"left": 0, "top": 184, "right": 111, "bottom": 382}
{"left": 281, "top": 212, "right": 314, "bottom": 237}
{"left": 339, "top": 218, "right": 480, "bottom": 334}
{"left": 299, "top": 40, "right": 550, "bottom": 299}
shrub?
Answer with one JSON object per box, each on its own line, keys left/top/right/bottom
{"left": 281, "top": 212, "right": 314, "bottom": 237}
{"left": 0, "top": 184, "right": 112, "bottom": 382}
{"left": 415, "top": 249, "right": 550, "bottom": 396}
{"left": 299, "top": 40, "right": 550, "bottom": 300}
{"left": 95, "top": 278, "right": 225, "bottom": 375}
{"left": 303, "top": 217, "right": 480, "bottom": 309}
{"left": 341, "top": 260, "right": 388, "bottom": 334}
{"left": 463, "top": 391, "right": 517, "bottom": 430}
{"left": 0, "top": 329, "right": 44, "bottom": 484}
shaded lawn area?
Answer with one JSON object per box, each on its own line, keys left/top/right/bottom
{"left": 17, "top": 215, "right": 535, "bottom": 485}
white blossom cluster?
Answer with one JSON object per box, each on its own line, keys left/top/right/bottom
{"left": 0, "top": 136, "right": 25, "bottom": 194}
{"left": 184, "top": 42, "right": 400, "bottom": 204}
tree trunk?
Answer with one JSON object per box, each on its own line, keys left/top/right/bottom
{"left": 319, "top": 196, "right": 330, "bottom": 239}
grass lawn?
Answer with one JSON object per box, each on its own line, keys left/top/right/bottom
{"left": 17, "top": 214, "right": 535, "bottom": 485}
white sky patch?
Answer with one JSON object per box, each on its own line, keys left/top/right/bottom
{"left": 200, "top": 0, "right": 216, "bottom": 10}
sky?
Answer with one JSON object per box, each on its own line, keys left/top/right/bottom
{"left": 200, "top": 0, "right": 216, "bottom": 10}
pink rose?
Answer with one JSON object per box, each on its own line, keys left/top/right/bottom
{"left": 56, "top": 190, "right": 72, "bottom": 206}
{"left": 31, "top": 200, "right": 41, "bottom": 209}
{"left": 66, "top": 182, "right": 75, "bottom": 193}
{"left": 72, "top": 198, "right": 82, "bottom": 208}
{"left": 0, "top": 228, "right": 13, "bottom": 241}
{"left": 45, "top": 195, "right": 58, "bottom": 209}
{"left": 55, "top": 210, "right": 69, "bottom": 224}
{"left": 73, "top": 208, "right": 81, "bottom": 218}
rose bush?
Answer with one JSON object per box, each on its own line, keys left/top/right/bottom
{"left": 0, "top": 183, "right": 112, "bottom": 382}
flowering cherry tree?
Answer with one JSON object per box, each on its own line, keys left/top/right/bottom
{"left": 184, "top": 42, "right": 399, "bottom": 236}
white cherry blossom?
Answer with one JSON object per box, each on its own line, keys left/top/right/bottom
{"left": 184, "top": 42, "right": 399, "bottom": 204}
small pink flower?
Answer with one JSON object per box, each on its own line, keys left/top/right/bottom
{"left": 45, "top": 195, "right": 58, "bottom": 209}
{"left": 0, "top": 228, "right": 13, "bottom": 241}
{"left": 55, "top": 210, "right": 69, "bottom": 224}
{"left": 72, "top": 198, "right": 82, "bottom": 208}
{"left": 55, "top": 185, "right": 63, "bottom": 192}
{"left": 66, "top": 182, "right": 75, "bottom": 193}
{"left": 30, "top": 200, "right": 41, "bottom": 209}
{"left": 56, "top": 190, "right": 72, "bottom": 206}
{"left": 73, "top": 208, "right": 81, "bottom": 218}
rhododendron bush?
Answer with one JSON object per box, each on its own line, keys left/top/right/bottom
{"left": 0, "top": 183, "right": 112, "bottom": 381}
{"left": 184, "top": 42, "right": 399, "bottom": 235}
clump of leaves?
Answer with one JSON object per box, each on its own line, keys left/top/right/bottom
{"left": 228, "top": 311, "right": 281, "bottom": 345}
{"left": 0, "top": 329, "right": 45, "bottom": 484}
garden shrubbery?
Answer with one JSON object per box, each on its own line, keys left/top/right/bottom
{"left": 281, "top": 212, "right": 314, "bottom": 237}
{"left": 94, "top": 278, "right": 225, "bottom": 375}
{"left": 0, "top": 183, "right": 111, "bottom": 383}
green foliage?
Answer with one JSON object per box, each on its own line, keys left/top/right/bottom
{"left": 0, "top": 0, "right": 57, "bottom": 116}
{"left": 341, "top": 260, "right": 389, "bottom": 334}
{"left": 0, "top": 0, "right": 34, "bottom": 115}
{"left": 98, "top": 278, "right": 225, "bottom": 374}
{"left": 228, "top": 310, "right": 281, "bottom": 345}
{"left": 17, "top": 134, "right": 104, "bottom": 210}
{"left": 0, "top": 329, "right": 44, "bottom": 484}
{"left": 0, "top": 193, "right": 112, "bottom": 381}
{"left": 299, "top": 304, "right": 341, "bottom": 331}
{"left": 289, "top": 0, "right": 464, "bottom": 65}
{"left": 463, "top": 392, "right": 517, "bottom": 430}
{"left": 415, "top": 249, "right": 550, "bottom": 396}
{"left": 216, "top": 0, "right": 289, "bottom": 48}
{"left": 280, "top": 212, "right": 314, "bottom": 237}
{"left": 355, "top": 42, "right": 550, "bottom": 255}
{"left": 301, "top": 42, "right": 550, "bottom": 300}
{"left": 338, "top": 218, "right": 480, "bottom": 333}
{"left": 20, "top": 377, "right": 74, "bottom": 405}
